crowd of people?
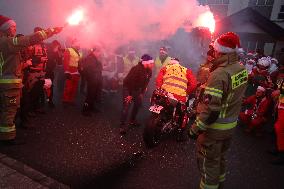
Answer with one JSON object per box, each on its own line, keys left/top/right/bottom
{"left": 0, "top": 14, "right": 283, "bottom": 189}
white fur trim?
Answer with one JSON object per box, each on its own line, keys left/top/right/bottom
{"left": 170, "top": 60, "right": 179, "bottom": 64}
{"left": 214, "top": 40, "right": 236, "bottom": 53}
{"left": 0, "top": 20, "right": 16, "bottom": 31}
{"left": 142, "top": 60, "right": 154, "bottom": 65}
{"left": 257, "top": 86, "right": 265, "bottom": 92}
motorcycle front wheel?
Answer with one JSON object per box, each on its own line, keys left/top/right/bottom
{"left": 143, "top": 113, "right": 162, "bottom": 148}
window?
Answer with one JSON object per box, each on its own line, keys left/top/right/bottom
{"left": 197, "top": 0, "right": 229, "bottom": 5}
{"left": 255, "top": 0, "right": 274, "bottom": 6}
{"left": 278, "top": 5, "right": 284, "bottom": 19}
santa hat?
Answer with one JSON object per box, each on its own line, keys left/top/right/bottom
{"left": 257, "top": 86, "right": 266, "bottom": 92}
{"left": 170, "top": 58, "right": 180, "bottom": 65}
{"left": 141, "top": 54, "right": 154, "bottom": 65}
{"left": 214, "top": 32, "right": 243, "bottom": 54}
{"left": 0, "top": 15, "right": 16, "bottom": 32}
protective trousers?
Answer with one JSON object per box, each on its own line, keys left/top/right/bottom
{"left": 0, "top": 83, "right": 21, "bottom": 140}
{"left": 275, "top": 109, "right": 284, "bottom": 151}
{"left": 62, "top": 74, "right": 80, "bottom": 103}
{"left": 197, "top": 133, "right": 231, "bottom": 189}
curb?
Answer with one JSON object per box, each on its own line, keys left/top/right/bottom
{"left": 0, "top": 153, "right": 70, "bottom": 189}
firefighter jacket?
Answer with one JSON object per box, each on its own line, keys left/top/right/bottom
{"left": 31, "top": 43, "right": 47, "bottom": 71}
{"left": 156, "top": 63, "right": 197, "bottom": 102}
{"left": 123, "top": 55, "right": 139, "bottom": 75}
{"left": 192, "top": 53, "right": 248, "bottom": 134}
{"left": 242, "top": 95, "right": 271, "bottom": 119}
{"left": 154, "top": 55, "right": 171, "bottom": 76}
{"left": 63, "top": 47, "right": 81, "bottom": 75}
{"left": 123, "top": 63, "right": 152, "bottom": 95}
{"left": 81, "top": 53, "right": 102, "bottom": 82}
{"left": 0, "top": 30, "right": 54, "bottom": 83}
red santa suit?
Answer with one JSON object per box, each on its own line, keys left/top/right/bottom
{"left": 239, "top": 88, "right": 271, "bottom": 131}
{"left": 62, "top": 47, "right": 81, "bottom": 103}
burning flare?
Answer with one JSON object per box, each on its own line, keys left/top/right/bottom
{"left": 67, "top": 8, "right": 84, "bottom": 26}
{"left": 196, "top": 11, "right": 215, "bottom": 33}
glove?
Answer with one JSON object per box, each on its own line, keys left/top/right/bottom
{"left": 188, "top": 123, "right": 203, "bottom": 140}
{"left": 65, "top": 73, "right": 72, "bottom": 80}
{"left": 51, "top": 27, "right": 63, "bottom": 35}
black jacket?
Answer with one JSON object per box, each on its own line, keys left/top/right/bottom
{"left": 123, "top": 63, "right": 152, "bottom": 93}
{"left": 81, "top": 54, "right": 102, "bottom": 82}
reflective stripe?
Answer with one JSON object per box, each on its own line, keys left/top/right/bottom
{"left": 38, "top": 31, "right": 47, "bottom": 39}
{"left": 163, "top": 82, "right": 187, "bottom": 91}
{"left": 219, "top": 173, "right": 226, "bottom": 182}
{"left": 0, "top": 52, "right": 4, "bottom": 76}
{"left": 12, "top": 37, "right": 18, "bottom": 45}
{"left": 0, "top": 125, "right": 16, "bottom": 133}
{"left": 196, "top": 118, "right": 207, "bottom": 130}
{"left": 0, "top": 79, "right": 22, "bottom": 84}
{"left": 205, "top": 87, "right": 223, "bottom": 95}
{"left": 200, "top": 180, "right": 219, "bottom": 189}
{"left": 163, "top": 76, "right": 188, "bottom": 83}
{"left": 210, "top": 121, "right": 237, "bottom": 130}
{"left": 220, "top": 93, "right": 234, "bottom": 118}
{"left": 204, "top": 90, "right": 222, "bottom": 98}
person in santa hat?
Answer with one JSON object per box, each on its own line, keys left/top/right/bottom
{"left": 239, "top": 86, "right": 272, "bottom": 136}
{"left": 0, "top": 15, "right": 62, "bottom": 145}
{"left": 119, "top": 54, "right": 154, "bottom": 135}
{"left": 188, "top": 32, "right": 248, "bottom": 189}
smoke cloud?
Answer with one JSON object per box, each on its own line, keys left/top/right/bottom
{"left": 0, "top": 0, "right": 213, "bottom": 70}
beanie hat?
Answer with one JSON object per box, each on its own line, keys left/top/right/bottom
{"left": 257, "top": 86, "right": 266, "bottom": 92}
{"left": 0, "top": 15, "right": 16, "bottom": 32}
{"left": 141, "top": 54, "right": 154, "bottom": 65}
{"left": 214, "top": 32, "right": 243, "bottom": 54}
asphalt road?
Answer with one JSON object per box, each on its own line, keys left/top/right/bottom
{"left": 0, "top": 88, "right": 284, "bottom": 189}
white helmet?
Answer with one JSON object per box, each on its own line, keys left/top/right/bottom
{"left": 257, "top": 57, "right": 271, "bottom": 68}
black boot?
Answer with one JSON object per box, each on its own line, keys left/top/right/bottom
{"left": 82, "top": 103, "right": 92, "bottom": 117}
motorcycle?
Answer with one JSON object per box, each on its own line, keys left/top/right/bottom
{"left": 143, "top": 88, "right": 196, "bottom": 148}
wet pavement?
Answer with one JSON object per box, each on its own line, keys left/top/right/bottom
{"left": 0, "top": 89, "right": 284, "bottom": 189}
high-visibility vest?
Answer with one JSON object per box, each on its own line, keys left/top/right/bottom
{"left": 161, "top": 64, "right": 188, "bottom": 97}
{"left": 123, "top": 56, "right": 139, "bottom": 74}
{"left": 68, "top": 48, "right": 80, "bottom": 68}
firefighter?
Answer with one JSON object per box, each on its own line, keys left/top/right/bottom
{"left": 28, "top": 27, "right": 48, "bottom": 114}
{"left": 239, "top": 86, "right": 271, "bottom": 136}
{"left": 81, "top": 47, "right": 103, "bottom": 116}
{"left": 120, "top": 54, "right": 154, "bottom": 135}
{"left": 62, "top": 39, "right": 81, "bottom": 105}
{"left": 0, "top": 15, "right": 62, "bottom": 145}
{"left": 188, "top": 32, "right": 248, "bottom": 189}
{"left": 270, "top": 63, "right": 284, "bottom": 165}
{"left": 197, "top": 44, "right": 214, "bottom": 85}
{"left": 154, "top": 46, "right": 171, "bottom": 77}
